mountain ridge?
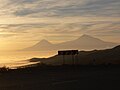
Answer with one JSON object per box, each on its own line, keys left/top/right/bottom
{"left": 23, "top": 34, "right": 118, "bottom": 51}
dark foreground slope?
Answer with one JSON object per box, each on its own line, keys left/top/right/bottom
{"left": 38, "top": 45, "right": 120, "bottom": 65}
{"left": 0, "top": 65, "right": 120, "bottom": 90}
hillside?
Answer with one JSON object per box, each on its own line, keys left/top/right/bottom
{"left": 29, "top": 45, "right": 120, "bottom": 65}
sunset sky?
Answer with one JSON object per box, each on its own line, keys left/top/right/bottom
{"left": 0, "top": 0, "right": 120, "bottom": 51}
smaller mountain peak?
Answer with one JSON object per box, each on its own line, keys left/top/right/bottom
{"left": 81, "top": 34, "right": 92, "bottom": 38}
{"left": 40, "top": 39, "right": 49, "bottom": 43}
{"left": 37, "top": 39, "right": 52, "bottom": 45}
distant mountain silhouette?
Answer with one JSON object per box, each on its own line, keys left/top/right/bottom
{"left": 24, "top": 39, "right": 54, "bottom": 51}
{"left": 23, "top": 35, "right": 118, "bottom": 51}
{"left": 33, "top": 45, "right": 120, "bottom": 65}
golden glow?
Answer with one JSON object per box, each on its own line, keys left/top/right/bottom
{"left": 0, "top": 0, "right": 119, "bottom": 67}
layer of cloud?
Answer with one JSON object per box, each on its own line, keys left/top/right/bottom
{"left": 0, "top": 21, "right": 119, "bottom": 38}
{"left": 0, "top": 0, "right": 119, "bottom": 43}
{"left": 0, "top": 0, "right": 119, "bottom": 17}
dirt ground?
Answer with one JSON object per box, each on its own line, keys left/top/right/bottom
{"left": 0, "top": 66, "right": 120, "bottom": 90}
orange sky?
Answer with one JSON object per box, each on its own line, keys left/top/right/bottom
{"left": 0, "top": 0, "right": 120, "bottom": 51}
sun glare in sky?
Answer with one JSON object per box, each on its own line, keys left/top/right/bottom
{"left": 0, "top": 0, "right": 119, "bottom": 66}
{"left": 0, "top": 0, "right": 119, "bottom": 51}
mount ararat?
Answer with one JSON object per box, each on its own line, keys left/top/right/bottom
{"left": 23, "top": 35, "right": 117, "bottom": 51}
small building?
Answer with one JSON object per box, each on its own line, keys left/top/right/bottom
{"left": 58, "top": 50, "right": 79, "bottom": 55}
{"left": 58, "top": 50, "right": 79, "bottom": 65}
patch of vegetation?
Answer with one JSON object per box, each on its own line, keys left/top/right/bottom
{"left": 0, "top": 66, "right": 10, "bottom": 73}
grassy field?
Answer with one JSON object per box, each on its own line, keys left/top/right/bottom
{"left": 0, "top": 65, "right": 120, "bottom": 90}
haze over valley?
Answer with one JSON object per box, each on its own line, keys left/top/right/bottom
{"left": 23, "top": 34, "right": 118, "bottom": 51}
{"left": 0, "top": 0, "right": 119, "bottom": 68}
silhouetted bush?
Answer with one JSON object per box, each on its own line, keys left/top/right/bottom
{"left": 0, "top": 66, "right": 9, "bottom": 72}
